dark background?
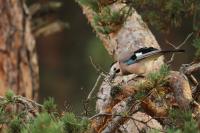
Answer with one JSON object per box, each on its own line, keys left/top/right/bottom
{"left": 35, "top": 0, "right": 195, "bottom": 114}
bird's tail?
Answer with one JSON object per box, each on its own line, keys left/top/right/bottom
{"left": 135, "top": 49, "right": 185, "bottom": 62}
{"left": 160, "top": 49, "right": 185, "bottom": 53}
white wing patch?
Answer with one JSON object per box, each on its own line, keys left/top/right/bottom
{"left": 135, "top": 52, "right": 143, "bottom": 57}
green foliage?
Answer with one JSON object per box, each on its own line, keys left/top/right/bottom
{"left": 0, "top": 93, "right": 199, "bottom": 132}
{"left": 133, "top": 90, "right": 146, "bottom": 100}
{"left": 142, "top": 11, "right": 164, "bottom": 31}
{"left": 167, "top": 128, "right": 181, "bottom": 133}
{"left": 43, "top": 97, "right": 57, "bottom": 113}
{"left": 77, "top": 0, "right": 131, "bottom": 34}
{"left": 62, "top": 112, "right": 80, "bottom": 132}
{"left": 135, "top": 64, "right": 170, "bottom": 102}
{"left": 22, "top": 113, "right": 63, "bottom": 133}
{"left": 193, "top": 38, "right": 200, "bottom": 59}
{"left": 137, "top": 64, "right": 168, "bottom": 88}
{"left": 8, "top": 117, "right": 23, "bottom": 133}
{"left": 132, "top": 0, "right": 200, "bottom": 32}
{"left": 5, "top": 110, "right": 90, "bottom": 133}
{"left": 0, "top": 107, "right": 6, "bottom": 124}
{"left": 76, "top": 0, "right": 99, "bottom": 12}
{"left": 183, "top": 120, "right": 198, "bottom": 133}
{"left": 147, "top": 64, "right": 169, "bottom": 88}
{"left": 62, "top": 112, "right": 89, "bottom": 133}
{"left": 137, "top": 80, "right": 152, "bottom": 91}
{"left": 5, "top": 89, "right": 15, "bottom": 103}
{"left": 169, "top": 108, "right": 193, "bottom": 122}
{"left": 0, "top": 91, "right": 90, "bottom": 133}
{"left": 21, "top": 112, "right": 90, "bottom": 133}
{"left": 164, "top": 0, "right": 184, "bottom": 27}
{"left": 168, "top": 109, "right": 199, "bottom": 133}
{"left": 93, "top": 6, "right": 127, "bottom": 34}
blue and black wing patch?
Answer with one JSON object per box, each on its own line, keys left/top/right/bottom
{"left": 123, "top": 47, "right": 184, "bottom": 65}
{"left": 124, "top": 47, "right": 158, "bottom": 65}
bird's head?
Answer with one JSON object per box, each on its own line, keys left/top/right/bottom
{"left": 109, "top": 61, "right": 122, "bottom": 79}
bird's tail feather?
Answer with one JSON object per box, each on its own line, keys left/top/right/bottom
{"left": 160, "top": 49, "right": 185, "bottom": 53}
{"left": 135, "top": 49, "right": 185, "bottom": 62}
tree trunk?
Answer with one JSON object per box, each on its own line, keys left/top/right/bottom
{"left": 79, "top": 2, "right": 194, "bottom": 132}
{"left": 0, "top": 0, "right": 39, "bottom": 99}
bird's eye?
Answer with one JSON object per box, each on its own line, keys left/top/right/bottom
{"left": 113, "top": 68, "right": 116, "bottom": 71}
{"left": 116, "top": 69, "right": 120, "bottom": 73}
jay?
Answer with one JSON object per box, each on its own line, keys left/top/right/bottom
{"left": 109, "top": 47, "right": 184, "bottom": 79}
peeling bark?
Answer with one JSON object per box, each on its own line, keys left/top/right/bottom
{"left": 0, "top": 0, "right": 38, "bottom": 99}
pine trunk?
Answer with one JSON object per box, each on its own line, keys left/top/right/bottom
{"left": 0, "top": 0, "right": 39, "bottom": 99}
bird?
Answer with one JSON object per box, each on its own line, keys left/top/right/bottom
{"left": 109, "top": 47, "right": 185, "bottom": 79}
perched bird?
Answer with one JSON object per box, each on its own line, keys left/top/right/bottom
{"left": 109, "top": 47, "right": 185, "bottom": 79}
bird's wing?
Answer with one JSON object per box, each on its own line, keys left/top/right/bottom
{"left": 122, "top": 47, "right": 184, "bottom": 65}
{"left": 134, "top": 50, "right": 162, "bottom": 62}
{"left": 134, "top": 47, "right": 158, "bottom": 54}
{"left": 119, "top": 47, "right": 158, "bottom": 62}
{"left": 122, "top": 47, "right": 159, "bottom": 65}
{"left": 135, "top": 49, "right": 185, "bottom": 62}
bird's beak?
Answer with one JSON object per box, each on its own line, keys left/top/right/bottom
{"left": 109, "top": 72, "right": 116, "bottom": 81}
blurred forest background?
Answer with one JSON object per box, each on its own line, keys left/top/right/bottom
{"left": 30, "top": 0, "right": 195, "bottom": 113}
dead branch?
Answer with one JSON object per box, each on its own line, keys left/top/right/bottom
{"left": 0, "top": 95, "right": 42, "bottom": 117}
{"left": 90, "top": 112, "right": 164, "bottom": 132}
{"left": 93, "top": 84, "right": 165, "bottom": 132}
{"left": 89, "top": 56, "right": 107, "bottom": 76}
{"left": 87, "top": 74, "right": 103, "bottom": 101}
{"left": 181, "top": 62, "right": 200, "bottom": 75}
{"left": 166, "top": 32, "right": 193, "bottom": 64}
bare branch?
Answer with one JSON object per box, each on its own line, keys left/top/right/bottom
{"left": 90, "top": 112, "right": 164, "bottom": 132}
{"left": 0, "top": 95, "right": 42, "bottom": 108}
{"left": 89, "top": 56, "right": 107, "bottom": 77}
{"left": 182, "top": 62, "right": 200, "bottom": 75}
{"left": 15, "top": 96, "right": 43, "bottom": 108}
{"left": 87, "top": 74, "right": 103, "bottom": 101}
{"left": 0, "top": 95, "right": 42, "bottom": 117}
{"left": 177, "top": 32, "right": 193, "bottom": 49}
{"left": 166, "top": 32, "right": 193, "bottom": 64}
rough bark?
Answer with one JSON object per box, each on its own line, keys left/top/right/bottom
{"left": 79, "top": 2, "right": 194, "bottom": 133}
{"left": 0, "top": 0, "right": 39, "bottom": 99}
{"left": 82, "top": 4, "right": 163, "bottom": 62}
